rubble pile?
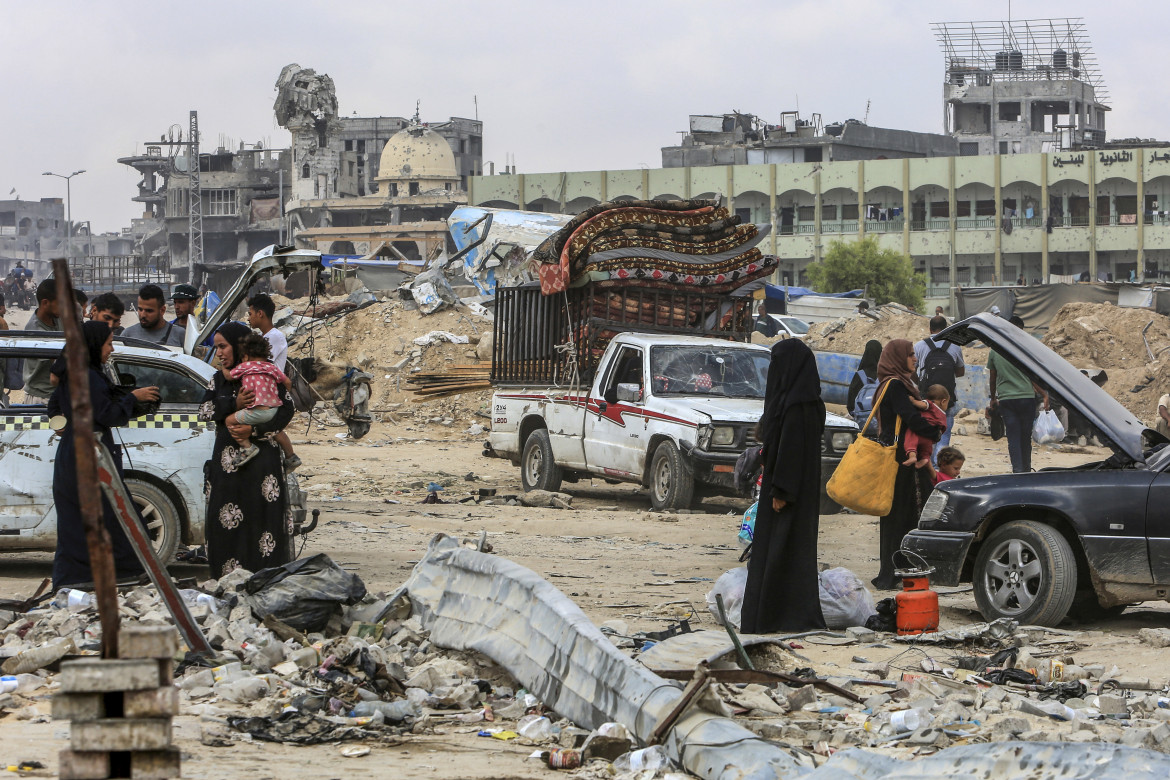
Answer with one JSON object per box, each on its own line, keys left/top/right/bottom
{"left": 806, "top": 307, "right": 985, "bottom": 367}
{"left": 284, "top": 295, "right": 493, "bottom": 420}
{"left": 1043, "top": 303, "right": 1170, "bottom": 420}
{"left": 685, "top": 625, "right": 1170, "bottom": 758}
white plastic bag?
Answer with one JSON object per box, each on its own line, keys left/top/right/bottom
{"left": 818, "top": 567, "right": 877, "bottom": 629}
{"left": 1032, "top": 408, "right": 1066, "bottom": 445}
{"left": 706, "top": 567, "right": 748, "bottom": 628}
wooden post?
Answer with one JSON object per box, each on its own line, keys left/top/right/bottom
{"left": 53, "top": 258, "right": 120, "bottom": 659}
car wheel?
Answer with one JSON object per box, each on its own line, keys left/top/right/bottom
{"left": 973, "top": 520, "right": 1077, "bottom": 626}
{"left": 521, "top": 429, "right": 563, "bottom": 493}
{"left": 125, "top": 478, "right": 181, "bottom": 564}
{"left": 649, "top": 441, "right": 694, "bottom": 512}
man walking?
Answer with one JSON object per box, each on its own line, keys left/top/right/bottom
{"left": 22, "top": 278, "right": 61, "bottom": 404}
{"left": 123, "top": 284, "right": 185, "bottom": 347}
{"left": 915, "top": 315, "right": 965, "bottom": 465}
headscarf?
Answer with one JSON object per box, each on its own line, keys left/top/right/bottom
{"left": 877, "top": 338, "right": 920, "bottom": 399}
{"left": 216, "top": 321, "right": 252, "bottom": 370}
{"left": 82, "top": 321, "right": 112, "bottom": 369}
{"left": 758, "top": 339, "right": 822, "bottom": 449}
{"left": 858, "top": 339, "right": 882, "bottom": 379}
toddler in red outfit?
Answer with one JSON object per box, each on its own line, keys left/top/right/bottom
{"left": 903, "top": 384, "right": 950, "bottom": 468}
{"left": 227, "top": 334, "right": 290, "bottom": 467}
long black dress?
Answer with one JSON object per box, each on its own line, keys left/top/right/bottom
{"left": 873, "top": 381, "right": 940, "bottom": 589}
{"left": 50, "top": 367, "right": 145, "bottom": 589}
{"left": 741, "top": 340, "right": 828, "bottom": 634}
{"left": 199, "top": 372, "right": 295, "bottom": 578}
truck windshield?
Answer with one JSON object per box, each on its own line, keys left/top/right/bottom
{"left": 649, "top": 346, "right": 770, "bottom": 398}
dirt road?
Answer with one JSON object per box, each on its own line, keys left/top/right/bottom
{"left": 2, "top": 419, "right": 1170, "bottom": 777}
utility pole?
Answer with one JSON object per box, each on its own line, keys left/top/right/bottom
{"left": 188, "top": 110, "right": 204, "bottom": 284}
{"left": 42, "top": 169, "right": 86, "bottom": 264}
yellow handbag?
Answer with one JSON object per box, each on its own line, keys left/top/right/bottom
{"left": 826, "top": 380, "right": 902, "bottom": 516}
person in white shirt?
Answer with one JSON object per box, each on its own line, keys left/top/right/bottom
{"left": 247, "top": 294, "right": 298, "bottom": 470}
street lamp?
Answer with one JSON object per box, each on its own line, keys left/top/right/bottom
{"left": 42, "top": 169, "right": 85, "bottom": 261}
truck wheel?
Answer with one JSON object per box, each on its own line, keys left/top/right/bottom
{"left": 125, "top": 478, "right": 181, "bottom": 564}
{"left": 521, "top": 429, "right": 563, "bottom": 493}
{"left": 973, "top": 520, "right": 1076, "bottom": 626}
{"left": 649, "top": 441, "right": 694, "bottom": 511}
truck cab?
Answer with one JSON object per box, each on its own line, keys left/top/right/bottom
{"left": 491, "top": 333, "right": 858, "bottom": 511}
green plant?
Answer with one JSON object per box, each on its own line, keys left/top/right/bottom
{"left": 806, "top": 237, "right": 926, "bottom": 310}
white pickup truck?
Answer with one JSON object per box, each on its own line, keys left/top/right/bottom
{"left": 488, "top": 332, "right": 859, "bottom": 511}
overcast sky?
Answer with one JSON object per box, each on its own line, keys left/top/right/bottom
{"left": 2, "top": 1, "right": 1166, "bottom": 232}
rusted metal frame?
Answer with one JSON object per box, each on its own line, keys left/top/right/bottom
{"left": 648, "top": 665, "right": 711, "bottom": 746}
{"left": 653, "top": 667, "right": 866, "bottom": 704}
{"left": 54, "top": 259, "right": 120, "bottom": 659}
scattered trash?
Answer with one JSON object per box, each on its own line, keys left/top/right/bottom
{"left": 819, "top": 567, "right": 877, "bottom": 629}
{"left": 412, "top": 331, "right": 470, "bottom": 347}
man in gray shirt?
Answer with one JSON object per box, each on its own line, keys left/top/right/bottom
{"left": 123, "top": 284, "right": 185, "bottom": 347}
{"left": 22, "top": 278, "right": 61, "bottom": 404}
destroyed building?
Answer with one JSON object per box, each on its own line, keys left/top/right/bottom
{"left": 275, "top": 64, "right": 476, "bottom": 262}
{"left": 662, "top": 112, "right": 958, "bottom": 168}
{"left": 118, "top": 135, "right": 289, "bottom": 287}
{"left": 936, "top": 18, "right": 1110, "bottom": 155}
{"left": 0, "top": 198, "right": 66, "bottom": 276}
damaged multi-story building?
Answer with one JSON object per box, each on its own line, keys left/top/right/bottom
{"left": 662, "top": 112, "right": 958, "bottom": 168}
{"left": 935, "top": 18, "right": 1109, "bottom": 155}
{"left": 118, "top": 132, "right": 289, "bottom": 287}
{"left": 275, "top": 64, "right": 481, "bottom": 263}
{"left": 0, "top": 198, "right": 67, "bottom": 276}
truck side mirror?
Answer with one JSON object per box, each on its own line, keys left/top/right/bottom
{"left": 616, "top": 383, "right": 642, "bottom": 403}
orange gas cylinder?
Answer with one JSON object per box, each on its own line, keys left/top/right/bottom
{"left": 895, "top": 574, "right": 939, "bottom": 635}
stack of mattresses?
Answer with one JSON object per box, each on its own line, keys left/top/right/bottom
{"left": 531, "top": 199, "right": 775, "bottom": 296}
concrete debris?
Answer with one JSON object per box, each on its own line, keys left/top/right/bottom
{"left": 519, "top": 490, "right": 575, "bottom": 510}
{"left": 7, "top": 542, "right": 1170, "bottom": 778}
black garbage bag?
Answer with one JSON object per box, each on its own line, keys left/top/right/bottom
{"left": 982, "top": 667, "right": 1038, "bottom": 686}
{"left": 242, "top": 553, "right": 366, "bottom": 632}
{"left": 864, "top": 597, "right": 898, "bottom": 633}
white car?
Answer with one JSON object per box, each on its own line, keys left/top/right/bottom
{"left": 0, "top": 333, "right": 306, "bottom": 561}
{"left": 755, "top": 314, "right": 811, "bottom": 340}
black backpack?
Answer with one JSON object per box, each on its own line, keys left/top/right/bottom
{"left": 919, "top": 338, "right": 957, "bottom": 399}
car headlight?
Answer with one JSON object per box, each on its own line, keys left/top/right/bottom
{"left": 711, "top": 426, "right": 736, "bottom": 447}
{"left": 697, "top": 425, "right": 712, "bottom": 450}
{"left": 831, "top": 431, "right": 855, "bottom": 452}
{"left": 919, "top": 491, "right": 949, "bottom": 526}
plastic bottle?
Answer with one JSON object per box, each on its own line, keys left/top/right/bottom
{"left": 612, "top": 746, "right": 671, "bottom": 773}
{"left": 349, "top": 700, "right": 419, "bottom": 722}
{"left": 517, "top": 714, "right": 553, "bottom": 740}
{"left": 1, "top": 637, "right": 76, "bottom": 675}
{"left": 217, "top": 676, "right": 269, "bottom": 704}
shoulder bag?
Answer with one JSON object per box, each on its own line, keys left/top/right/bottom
{"left": 826, "top": 380, "right": 902, "bottom": 517}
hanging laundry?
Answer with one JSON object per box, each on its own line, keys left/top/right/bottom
{"left": 1025, "top": 207, "right": 1034, "bottom": 219}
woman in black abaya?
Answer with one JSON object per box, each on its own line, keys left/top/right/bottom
{"left": 741, "top": 339, "right": 827, "bottom": 633}
{"left": 50, "top": 321, "right": 160, "bottom": 589}
{"left": 199, "top": 321, "right": 296, "bottom": 578}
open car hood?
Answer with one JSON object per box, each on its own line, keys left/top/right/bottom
{"left": 939, "top": 313, "right": 1155, "bottom": 465}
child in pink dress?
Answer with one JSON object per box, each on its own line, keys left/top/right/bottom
{"left": 227, "top": 334, "right": 290, "bottom": 467}
{"left": 903, "top": 384, "right": 949, "bottom": 468}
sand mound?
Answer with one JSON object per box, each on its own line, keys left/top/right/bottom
{"left": 287, "top": 299, "right": 493, "bottom": 419}
{"left": 1043, "top": 302, "right": 1170, "bottom": 423}
{"left": 805, "top": 307, "right": 987, "bottom": 366}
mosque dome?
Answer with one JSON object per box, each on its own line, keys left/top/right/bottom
{"left": 374, "top": 124, "right": 459, "bottom": 189}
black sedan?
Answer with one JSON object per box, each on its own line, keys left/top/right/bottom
{"left": 901, "top": 314, "right": 1169, "bottom": 626}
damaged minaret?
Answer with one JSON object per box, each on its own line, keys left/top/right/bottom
{"left": 274, "top": 64, "right": 344, "bottom": 203}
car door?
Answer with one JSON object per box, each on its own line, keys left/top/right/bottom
{"left": 108, "top": 357, "right": 212, "bottom": 514}
{"left": 582, "top": 345, "right": 647, "bottom": 479}
{"left": 0, "top": 346, "right": 60, "bottom": 541}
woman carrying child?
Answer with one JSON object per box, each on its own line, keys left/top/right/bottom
{"left": 199, "top": 322, "right": 296, "bottom": 577}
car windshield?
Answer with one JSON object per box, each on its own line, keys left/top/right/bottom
{"left": 649, "top": 345, "right": 769, "bottom": 398}
{"left": 780, "top": 317, "right": 810, "bottom": 335}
